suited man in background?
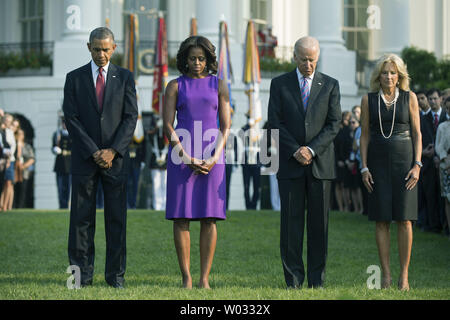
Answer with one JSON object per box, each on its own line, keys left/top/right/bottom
{"left": 420, "top": 88, "right": 446, "bottom": 233}
{"left": 63, "top": 27, "right": 138, "bottom": 288}
{"left": 268, "top": 36, "right": 341, "bottom": 288}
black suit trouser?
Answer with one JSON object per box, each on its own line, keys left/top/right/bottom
{"left": 242, "top": 164, "right": 261, "bottom": 210}
{"left": 278, "top": 166, "right": 331, "bottom": 288}
{"left": 68, "top": 170, "right": 127, "bottom": 286}
{"left": 421, "top": 166, "right": 442, "bottom": 231}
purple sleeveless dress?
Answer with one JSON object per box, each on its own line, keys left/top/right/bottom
{"left": 165, "top": 74, "right": 226, "bottom": 220}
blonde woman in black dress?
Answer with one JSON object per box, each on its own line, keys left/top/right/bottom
{"left": 360, "top": 54, "right": 422, "bottom": 291}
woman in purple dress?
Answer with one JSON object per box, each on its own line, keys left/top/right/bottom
{"left": 163, "top": 36, "right": 231, "bottom": 289}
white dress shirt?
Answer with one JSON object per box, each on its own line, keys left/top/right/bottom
{"left": 431, "top": 107, "right": 442, "bottom": 122}
{"left": 91, "top": 60, "right": 110, "bottom": 88}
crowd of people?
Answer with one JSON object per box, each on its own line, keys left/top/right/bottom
{"left": 0, "top": 109, "right": 35, "bottom": 211}
{"left": 334, "top": 87, "right": 450, "bottom": 240}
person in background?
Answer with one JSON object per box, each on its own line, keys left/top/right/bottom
{"left": 241, "top": 118, "right": 261, "bottom": 210}
{"left": 440, "top": 88, "right": 450, "bottom": 108}
{"left": 127, "top": 137, "right": 145, "bottom": 209}
{"left": 0, "top": 114, "right": 17, "bottom": 212}
{"left": 225, "top": 128, "right": 238, "bottom": 211}
{"left": 352, "top": 105, "right": 361, "bottom": 121}
{"left": 0, "top": 110, "right": 6, "bottom": 198}
{"left": 258, "top": 25, "right": 278, "bottom": 59}
{"left": 435, "top": 97, "right": 450, "bottom": 240}
{"left": 334, "top": 111, "right": 352, "bottom": 212}
{"left": 353, "top": 114, "right": 368, "bottom": 215}
{"left": 347, "top": 115, "right": 363, "bottom": 213}
{"left": 416, "top": 89, "right": 430, "bottom": 229}
{"left": 147, "top": 111, "right": 168, "bottom": 211}
{"left": 13, "top": 129, "right": 35, "bottom": 208}
{"left": 416, "top": 90, "right": 430, "bottom": 116}
{"left": 52, "top": 117, "right": 72, "bottom": 209}
{"left": 420, "top": 88, "right": 446, "bottom": 233}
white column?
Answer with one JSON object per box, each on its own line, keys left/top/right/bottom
{"left": 195, "top": 0, "right": 243, "bottom": 84}
{"left": 36, "top": 0, "right": 102, "bottom": 209}
{"left": 53, "top": 0, "right": 103, "bottom": 76}
{"left": 309, "top": 0, "right": 358, "bottom": 98}
{"left": 196, "top": 0, "right": 231, "bottom": 44}
{"left": 377, "top": 0, "right": 410, "bottom": 56}
{"left": 309, "top": 0, "right": 345, "bottom": 49}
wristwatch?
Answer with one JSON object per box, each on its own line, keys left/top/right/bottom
{"left": 414, "top": 160, "right": 423, "bottom": 168}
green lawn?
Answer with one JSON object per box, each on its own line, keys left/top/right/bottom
{"left": 0, "top": 209, "right": 449, "bottom": 300}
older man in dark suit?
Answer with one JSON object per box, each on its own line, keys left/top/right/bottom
{"left": 63, "top": 27, "right": 138, "bottom": 288}
{"left": 268, "top": 36, "right": 341, "bottom": 288}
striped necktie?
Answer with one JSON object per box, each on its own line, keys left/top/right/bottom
{"left": 301, "top": 77, "right": 310, "bottom": 111}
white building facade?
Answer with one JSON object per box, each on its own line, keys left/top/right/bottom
{"left": 0, "top": 0, "right": 449, "bottom": 209}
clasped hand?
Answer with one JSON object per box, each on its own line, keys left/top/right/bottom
{"left": 294, "top": 146, "right": 312, "bottom": 166}
{"left": 183, "top": 155, "right": 217, "bottom": 175}
{"left": 93, "top": 149, "right": 116, "bottom": 169}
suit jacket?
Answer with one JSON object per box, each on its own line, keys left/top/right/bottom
{"left": 268, "top": 69, "right": 342, "bottom": 180}
{"left": 63, "top": 62, "right": 138, "bottom": 176}
{"left": 420, "top": 110, "right": 447, "bottom": 171}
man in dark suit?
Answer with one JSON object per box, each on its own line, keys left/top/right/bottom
{"left": 420, "top": 88, "right": 446, "bottom": 233}
{"left": 268, "top": 36, "right": 341, "bottom": 288}
{"left": 63, "top": 27, "right": 138, "bottom": 288}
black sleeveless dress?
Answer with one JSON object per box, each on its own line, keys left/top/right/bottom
{"left": 367, "top": 89, "right": 417, "bottom": 222}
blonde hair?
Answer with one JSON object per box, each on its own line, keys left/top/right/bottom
{"left": 369, "top": 53, "right": 410, "bottom": 92}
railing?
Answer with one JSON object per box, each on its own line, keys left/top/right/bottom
{"left": 0, "top": 41, "right": 53, "bottom": 76}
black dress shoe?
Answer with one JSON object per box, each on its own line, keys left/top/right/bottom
{"left": 107, "top": 282, "right": 125, "bottom": 289}
{"left": 80, "top": 280, "right": 93, "bottom": 288}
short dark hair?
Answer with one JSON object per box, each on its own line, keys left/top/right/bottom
{"left": 176, "top": 36, "right": 218, "bottom": 75}
{"left": 89, "top": 27, "right": 115, "bottom": 43}
{"left": 415, "top": 89, "right": 426, "bottom": 96}
{"left": 426, "top": 88, "right": 441, "bottom": 98}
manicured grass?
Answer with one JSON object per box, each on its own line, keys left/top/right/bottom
{"left": 0, "top": 209, "right": 449, "bottom": 300}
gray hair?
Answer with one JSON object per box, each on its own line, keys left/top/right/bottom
{"left": 294, "top": 36, "right": 320, "bottom": 56}
{"left": 89, "top": 27, "right": 115, "bottom": 43}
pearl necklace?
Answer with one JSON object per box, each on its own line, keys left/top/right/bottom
{"left": 378, "top": 88, "right": 399, "bottom": 139}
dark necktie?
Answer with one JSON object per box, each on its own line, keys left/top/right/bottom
{"left": 301, "top": 77, "right": 310, "bottom": 111}
{"left": 96, "top": 67, "right": 105, "bottom": 112}
{"left": 434, "top": 113, "right": 439, "bottom": 131}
